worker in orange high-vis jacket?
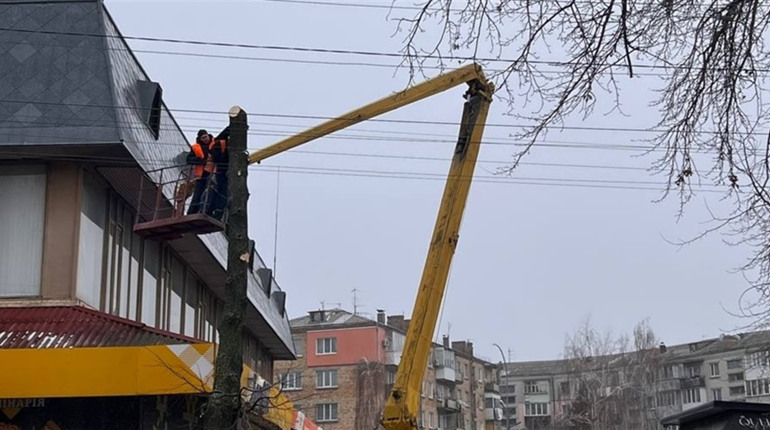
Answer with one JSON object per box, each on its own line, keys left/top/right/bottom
{"left": 186, "top": 129, "right": 216, "bottom": 214}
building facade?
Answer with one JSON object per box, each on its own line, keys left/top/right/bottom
{"left": 275, "top": 309, "right": 503, "bottom": 430}
{"left": 498, "top": 331, "right": 770, "bottom": 430}
{"left": 0, "top": 1, "right": 305, "bottom": 429}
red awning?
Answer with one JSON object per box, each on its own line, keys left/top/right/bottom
{"left": 0, "top": 305, "right": 200, "bottom": 349}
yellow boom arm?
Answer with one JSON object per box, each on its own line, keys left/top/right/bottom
{"left": 247, "top": 63, "right": 493, "bottom": 430}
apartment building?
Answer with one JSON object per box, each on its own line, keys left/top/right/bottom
{"left": 274, "top": 308, "right": 503, "bottom": 430}
{"left": 498, "top": 331, "right": 770, "bottom": 430}
{"left": 0, "top": 1, "right": 304, "bottom": 429}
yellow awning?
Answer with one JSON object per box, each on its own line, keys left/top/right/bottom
{"left": 0, "top": 343, "right": 216, "bottom": 398}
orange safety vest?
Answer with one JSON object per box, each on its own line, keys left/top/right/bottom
{"left": 191, "top": 142, "right": 216, "bottom": 178}
{"left": 209, "top": 138, "right": 226, "bottom": 153}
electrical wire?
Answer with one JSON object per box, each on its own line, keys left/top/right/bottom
{"left": 0, "top": 146, "right": 729, "bottom": 195}
{"left": 3, "top": 26, "right": 768, "bottom": 73}
{"left": 253, "top": 0, "right": 717, "bottom": 12}
{"left": 2, "top": 97, "right": 763, "bottom": 138}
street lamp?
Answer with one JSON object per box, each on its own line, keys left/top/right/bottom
{"left": 492, "top": 343, "right": 510, "bottom": 430}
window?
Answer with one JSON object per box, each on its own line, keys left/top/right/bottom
{"left": 280, "top": 371, "right": 302, "bottom": 390}
{"left": 136, "top": 80, "right": 163, "bottom": 139}
{"left": 316, "top": 337, "right": 337, "bottom": 354}
{"left": 727, "top": 359, "right": 743, "bottom": 369}
{"left": 316, "top": 369, "right": 338, "bottom": 388}
{"left": 683, "top": 388, "right": 701, "bottom": 404}
{"left": 501, "top": 384, "right": 516, "bottom": 394}
{"left": 439, "top": 415, "right": 450, "bottom": 430}
{"left": 387, "top": 369, "right": 395, "bottom": 385}
{"left": 429, "top": 412, "right": 435, "bottom": 428}
{"left": 437, "top": 384, "right": 445, "bottom": 401}
{"left": 749, "top": 351, "right": 770, "bottom": 368}
{"left": 77, "top": 172, "right": 106, "bottom": 305}
{"left": 0, "top": 166, "right": 46, "bottom": 298}
{"left": 710, "top": 362, "right": 720, "bottom": 377}
{"left": 746, "top": 379, "right": 770, "bottom": 396}
{"left": 686, "top": 365, "right": 701, "bottom": 377}
{"left": 712, "top": 388, "right": 723, "bottom": 400}
{"left": 729, "top": 372, "right": 745, "bottom": 382}
{"left": 293, "top": 336, "right": 306, "bottom": 357}
{"left": 315, "top": 403, "right": 338, "bottom": 422}
{"left": 560, "top": 381, "right": 570, "bottom": 396}
{"left": 524, "top": 381, "right": 542, "bottom": 394}
{"left": 140, "top": 240, "right": 160, "bottom": 327}
{"left": 183, "top": 273, "right": 198, "bottom": 336}
{"left": 101, "top": 193, "right": 143, "bottom": 320}
{"left": 525, "top": 403, "right": 549, "bottom": 416}
{"left": 662, "top": 365, "right": 675, "bottom": 379}
{"left": 730, "top": 386, "right": 746, "bottom": 396}
{"left": 657, "top": 391, "right": 680, "bottom": 407}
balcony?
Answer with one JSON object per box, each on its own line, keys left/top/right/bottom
{"left": 436, "top": 366, "right": 457, "bottom": 383}
{"left": 658, "top": 378, "right": 682, "bottom": 391}
{"left": 680, "top": 376, "right": 705, "bottom": 389}
{"left": 485, "top": 407, "right": 504, "bottom": 421}
{"left": 385, "top": 349, "right": 402, "bottom": 365}
{"left": 438, "top": 398, "right": 461, "bottom": 413}
{"left": 485, "top": 382, "right": 500, "bottom": 393}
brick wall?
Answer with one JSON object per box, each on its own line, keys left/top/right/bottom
{"left": 275, "top": 349, "right": 365, "bottom": 429}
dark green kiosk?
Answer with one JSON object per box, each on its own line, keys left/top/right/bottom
{"left": 662, "top": 401, "right": 770, "bottom": 430}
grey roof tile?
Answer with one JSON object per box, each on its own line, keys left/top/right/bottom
{"left": 0, "top": 0, "right": 295, "bottom": 357}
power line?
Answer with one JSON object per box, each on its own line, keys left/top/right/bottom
{"left": 254, "top": 0, "right": 716, "bottom": 11}
{"left": 0, "top": 37, "right": 731, "bottom": 79}
{"left": 254, "top": 0, "right": 433, "bottom": 11}
{"left": 2, "top": 26, "right": 767, "bottom": 73}
{"left": 0, "top": 114, "right": 728, "bottom": 155}
{"left": 3, "top": 97, "right": 762, "bottom": 137}
{"left": 0, "top": 146, "right": 730, "bottom": 195}
{"left": 251, "top": 164, "right": 725, "bottom": 194}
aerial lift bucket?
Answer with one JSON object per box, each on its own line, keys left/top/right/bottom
{"left": 133, "top": 165, "right": 226, "bottom": 241}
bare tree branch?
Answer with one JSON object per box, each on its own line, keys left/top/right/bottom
{"left": 396, "top": 0, "right": 770, "bottom": 327}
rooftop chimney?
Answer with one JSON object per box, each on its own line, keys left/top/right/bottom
{"left": 659, "top": 341, "right": 667, "bottom": 353}
{"left": 443, "top": 335, "right": 450, "bottom": 348}
{"left": 309, "top": 310, "right": 326, "bottom": 322}
{"left": 387, "top": 315, "right": 410, "bottom": 332}
{"left": 376, "top": 309, "right": 386, "bottom": 324}
{"left": 452, "top": 340, "right": 474, "bottom": 356}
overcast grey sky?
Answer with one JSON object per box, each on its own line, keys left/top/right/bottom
{"left": 105, "top": 0, "right": 757, "bottom": 363}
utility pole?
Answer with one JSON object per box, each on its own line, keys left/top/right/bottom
{"left": 202, "top": 106, "right": 249, "bottom": 430}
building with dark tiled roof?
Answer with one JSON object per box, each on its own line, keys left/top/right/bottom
{"left": 0, "top": 1, "right": 309, "bottom": 429}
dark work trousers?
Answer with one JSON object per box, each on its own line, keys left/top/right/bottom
{"left": 188, "top": 172, "right": 211, "bottom": 215}
{"left": 208, "top": 170, "right": 228, "bottom": 219}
